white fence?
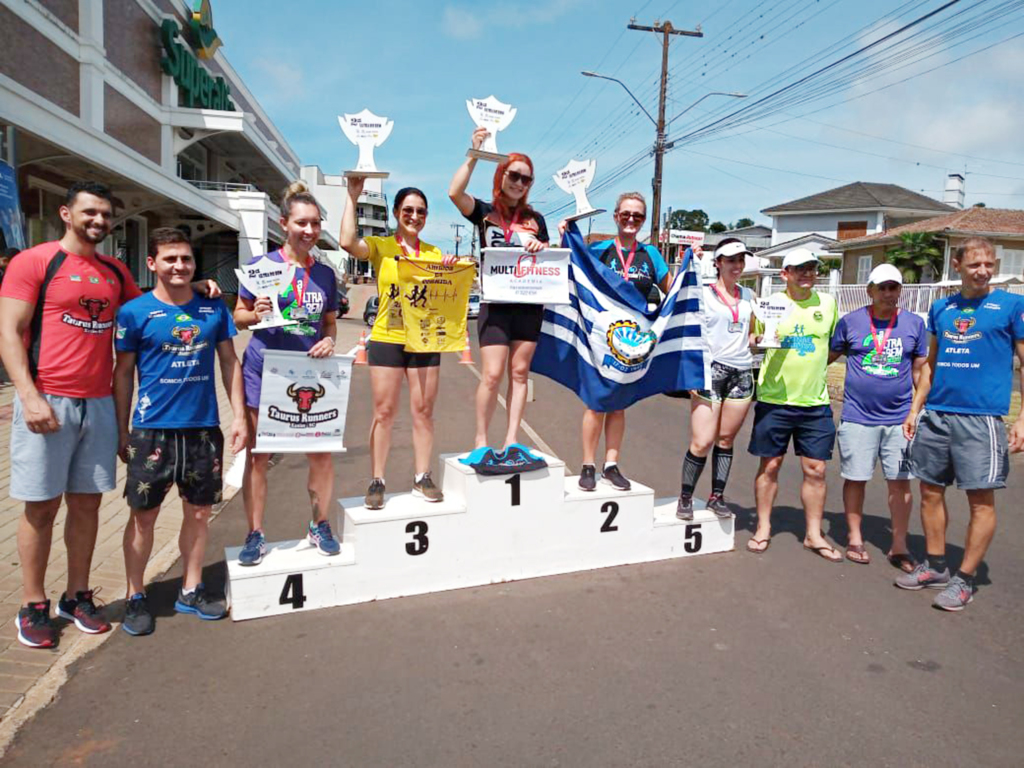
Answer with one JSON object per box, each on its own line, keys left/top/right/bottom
{"left": 760, "top": 279, "right": 1024, "bottom": 316}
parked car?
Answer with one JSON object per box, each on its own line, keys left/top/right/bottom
{"left": 363, "top": 295, "right": 379, "bottom": 327}
{"left": 467, "top": 293, "right": 481, "bottom": 319}
{"left": 336, "top": 283, "right": 351, "bottom": 316}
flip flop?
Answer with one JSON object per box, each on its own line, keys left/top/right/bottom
{"left": 846, "top": 544, "right": 870, "bottom": 565}
{"left": 804, "top": 543, "right": 842, "bottom": 563}
{"left": 887, "top": 552, "right": 917, "bottom": 573}
{"left": 746, "top": 537, "right": 771, "bottom": 554}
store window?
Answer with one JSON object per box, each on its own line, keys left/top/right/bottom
{"left": 177, "top": 143, "right": 209, "bottom": 182}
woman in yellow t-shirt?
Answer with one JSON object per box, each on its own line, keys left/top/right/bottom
{"left": 340, "top": 176, "right": 456, "bottom": 510}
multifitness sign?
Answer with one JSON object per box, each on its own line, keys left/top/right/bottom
{"left": 160, "top": 0, "right": 234, "bottom": 110}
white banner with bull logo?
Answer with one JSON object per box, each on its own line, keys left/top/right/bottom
{"left": 480, "top": 247, "right": 571, "bottom": 305}
{"left": 254, "top": 350, "right": 354, "bottom": 454}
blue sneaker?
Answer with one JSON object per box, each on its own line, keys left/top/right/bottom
{"left": 174, "top": 584, "right": 227, "bottom": 620}
{"left": 308, "top": 520, "right": 341, "bottom": 556}
{"left": 122, "top": 593, "right": 154, "bottom": 636}
{"left": 238, "top": 530, "right": 266, "bottom": 566}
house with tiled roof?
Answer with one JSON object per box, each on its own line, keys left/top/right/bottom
{"left": 832, "top": 206, "right": 1024, "bottom": 284}
{"left": 759, "top": 180, "right": 955, "bottom": 269}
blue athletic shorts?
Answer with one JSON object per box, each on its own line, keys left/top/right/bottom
{"left": 749, "top": 402, "right": 836, "bottom": 461}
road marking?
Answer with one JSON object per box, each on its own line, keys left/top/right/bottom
{"left": 462, "top": 363, "right": 556, "bottom": 457}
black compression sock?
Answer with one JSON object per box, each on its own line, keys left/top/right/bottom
{"left": 680, "top": 451, "right": 707, "bottom": 497}
{"left": 956, "top": 570, "right": 975, "bottom": 587}
{"left": 711, "top": 446, "right": 734, "bottom": 496}
{"left": 927, "top": 555, "right": 948, "bottom": 573}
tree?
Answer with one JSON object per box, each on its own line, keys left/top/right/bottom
{"left": 735, "top": 217, "right": 755, "bottom": 228}
{"left": 886, "top": 232, "right": 943, "bottom": 283}
{"left": 668, "top": 208, "right": 709, "bottom": 232}
{"left": 708, "top": 221, "right": 728, "bottom": 234}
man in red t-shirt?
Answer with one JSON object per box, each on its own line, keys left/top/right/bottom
{"left": 0, "top": 181, "right": 217, "bottom": 648}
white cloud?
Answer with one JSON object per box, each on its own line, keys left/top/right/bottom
{"left": 442, "top": 6, "right": 483, "bottom": 40}
{"left": 441, "top": 0, "right": 583, "bottom": 39}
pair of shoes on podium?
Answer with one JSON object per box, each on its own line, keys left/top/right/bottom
{"left": 578, "top": 464, "right": 631, "bottom": 492}
{"left": 460, "top": 444, "right": 548, "bottom": 476}
{"left": 363, "top": 473, "right": 443, "bottom": 510}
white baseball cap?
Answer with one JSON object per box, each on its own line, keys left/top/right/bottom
{"left": 782, "top": 248, "right": 820, "bottom": 268}
{"left": 867, "top": 263, "right": 903, "bottom": 286}
{"left": 714, "top": 239, "right": 753, "bottom": 260}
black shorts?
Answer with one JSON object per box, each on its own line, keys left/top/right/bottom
{"left": 367, "top": 340, "right": 441, "bottom": 368}
{"left": 748, "top": 402, "right": 836, "bottom": 461}
{"left": 124, "top": 427, "right": 224, "bottom": 509}
{"left": 478, "top": 303, "right": 544, "bottom": 347}
{"left": 694, "top": 361, "right": 754, "bottom": 403}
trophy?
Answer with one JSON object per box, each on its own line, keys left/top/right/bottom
{"left": 338, "top": 109, "right": 393, "bottom": 178}
{"left": 235, "top": 257, "right": 298, "bottom": 330}
{"left": 466, "top": 95, "right": 517, "bottom": 162}
{"left": 752, "top": 295, "right": 794, "bottom": 348}
{"left": 553, "top": 159, "right": 605, "bottom": 222}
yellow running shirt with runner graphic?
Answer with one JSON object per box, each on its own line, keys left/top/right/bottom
{"left": 397, "top": 257, "right": 475, "bottom": 353}
{"left": 756, "top": 290, "right": 838, "bottom": 407}
{"left": 364, "top": 235, "right": 445, "bottom": 345}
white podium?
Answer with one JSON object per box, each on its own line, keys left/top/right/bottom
{"left": 225, "top": 453, "right": 734, "bottom": 620}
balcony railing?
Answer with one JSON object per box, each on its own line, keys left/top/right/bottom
{"left": 186, "top": 180, "right": 260, "bottom": 192}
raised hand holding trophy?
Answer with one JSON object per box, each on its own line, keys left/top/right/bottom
{"left": 752, "top": 294, "right": 795, "bottom": 348}
{"left": 338, "top": 109, "right": 392, "bottom": 179}
{"left": 235, "top": 257, "right": 298, "bottom": 330}
{"left": 554, "top": 159, "right": 605, "bottom": 222}
{"left": 466, "top": 95, "right": 516, "bottom": 162}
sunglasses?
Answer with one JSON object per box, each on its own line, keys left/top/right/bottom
{"left": 400, "top": 206, "right": 428, "bottom": 217}
{"left": 505, "top": 170, "right": 534, "bottom": 185}
{"left": 617, "top": 211, "right": 646, "bottom": 222}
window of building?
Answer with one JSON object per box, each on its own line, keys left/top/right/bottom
{"left": 176, "top": 143, "right": 208, "bottom": 182}
{"left": 838, "top": 221, "right": 869, "bottom": 240}
{"left": 857, "top": 254, "right": 873, "bottom": 284}
{"left": 997, "top": 245, "right": 1024, "bottom": 278}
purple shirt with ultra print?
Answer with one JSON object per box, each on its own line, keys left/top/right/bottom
{"left": 240, "top": 250, "right": 337, "bottom": 407}
{"left": 830, "top": 306, "right": 927, "bottom": 425}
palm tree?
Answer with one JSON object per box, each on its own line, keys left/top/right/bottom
{"left": 886, "top": 232, "right": 943, "bottom": 283}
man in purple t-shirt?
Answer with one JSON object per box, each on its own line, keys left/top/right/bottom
{"left": 829, "top": 264, "right": 927, "bottom": 570}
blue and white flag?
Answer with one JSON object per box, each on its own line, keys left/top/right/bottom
{"left": 531, "top": 225, "right": 708, "bottom": 412}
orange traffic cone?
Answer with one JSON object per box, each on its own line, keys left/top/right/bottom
{"left": 459, "top": 331, "right": 474, "bottom": 365}
{"left": 354, "top": 330, "right": 368, "bottom": 365}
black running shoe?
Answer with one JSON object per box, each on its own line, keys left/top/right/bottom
{"left": 174, "top": 584, "right": 227, "bottom": 621}
{"left": 706, "top": 493, "right": 733, "bottom": 519}
{"left": 601, "top": 464, "right": 632, "bottom": 491}
{"left": 16, "top": 600, "right": 57, "bottom": 649}
{"left": 676, "top": 494, "right": 694, "bottom": 521}
{"left": 365, "top": 478, "right": 386, "bottom": 510}
{"left": 122, "top": 593, "right": 154, "bottom": 636}
{"left": 57, "top": 589, "right": 111, "bottom": 634}
{"left": 578, "top": 465, "right": 597, "bottom": 492}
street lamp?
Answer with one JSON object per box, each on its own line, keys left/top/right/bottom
{"left": 581, "top": 70, "right": 747, "bottom": 246}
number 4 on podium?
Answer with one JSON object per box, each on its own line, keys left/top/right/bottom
{"left": 280, "top": 573, "right": 307, "bottom": 610}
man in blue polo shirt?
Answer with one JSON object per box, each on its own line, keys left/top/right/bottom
{"left": 113, "top": 228, "right": 247, "bottom": 635}
{"left": 829, "top": 264, "right": 927, "bottom": 570}
{"left": 901, "top": 237, "right": 1024, "bottom": 611}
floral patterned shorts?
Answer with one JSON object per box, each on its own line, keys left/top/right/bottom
{"left": 124, "top": 427, "right": 224, "bottom": 510}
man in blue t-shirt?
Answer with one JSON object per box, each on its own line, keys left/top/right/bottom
{"left": 113, "top": 228, "right": 247, "bottom": 635}
{"left": 829, "top": 264, "right": 927, "bottom": 571}
{"left": 899, "top": 238, "right": 1024, "bottom": 611}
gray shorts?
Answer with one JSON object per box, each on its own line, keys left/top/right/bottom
{"left": 9, "top": 395, "right": 117, "bottom": 501}
{"left": 694, "top": 361, "right": 754, "bottom": 403}
{"left": 908, "top": 410, "right": 1009, "bottom": 490}
{"left": 837, "top": 421, "right": 911, "bottom": 481}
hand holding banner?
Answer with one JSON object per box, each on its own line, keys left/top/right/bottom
{"left": 396, "top": 257, "right": 476, "bottom": 353}
{"left": 480, "top": 248, "right": 571, "bottom": 305}
{"left": 254, "top": 350, "right": 354, "bottom": 453}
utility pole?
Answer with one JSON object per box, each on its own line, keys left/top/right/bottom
{"left": 627, "top": 19, "right": 702, "bottom": 249}
{"left": 451, "top": 222, "right": 465, "bottom": 257}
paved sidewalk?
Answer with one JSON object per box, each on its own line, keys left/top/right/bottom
{"left": 0, "top": 333, "right": 250, "bottom": 719}
{"left": 0, "top": 293, "right": 375, "bottom": 727}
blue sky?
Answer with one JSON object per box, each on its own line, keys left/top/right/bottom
{"left": 214, "top": 0, "right": 1024, "bottom": 252}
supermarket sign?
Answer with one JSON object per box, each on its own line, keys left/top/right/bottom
{"left": 159, "top": 1, "right": 234, "bottom": 110}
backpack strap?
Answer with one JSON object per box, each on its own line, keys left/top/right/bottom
{"left": 28, "top": 251, "right": 69, "bottom": 380}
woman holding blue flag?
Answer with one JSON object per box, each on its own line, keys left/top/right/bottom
{"left": 676, "top": 238, "right": 757, "bottom": 521}
{"left": 572, "top": 192, "right": 670, "bottom": 491}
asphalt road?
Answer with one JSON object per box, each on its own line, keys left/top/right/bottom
{"left": 5, "top": 319, "right": 1024, "bottom": 767}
